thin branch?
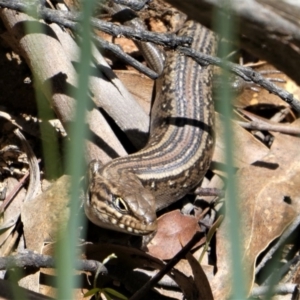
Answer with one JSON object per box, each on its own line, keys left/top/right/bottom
{"left": 251, "top": 283, "right": 298, "bottom": 297}
{"left": 1, "top": 0, "right": 299, "bottom": 108}
{"left": 237, "top": 121, "right": 300, "bottom": 135}
{"left": 130, "top": 232, "right": 203, "bottom": 300}
{"left": 92, "top": 34, "right": 158, "bottom": 79}
{"left": 163, "top": 0, "right": 300, "bottom": 86}
{"left": 178, "top": 46, "right": 300, "bottom": 112}
{"left": 113, "top": 0, "right": 148, "bottom": 11}
{"left": 273, "top": 255, "right": 300, "bottom": 285}
{"left": 194, "top": 187, "right": 225, "bottom": 197}
{"left": 255, "top": 214, "right": 300, "bottom": 275}
{"left": 0, "top": 0, "right": 192, "bottom": 47}
{"left": 0, "top": 250, "right": 107, "bottom": 274}
{"left": 0, "top": 171, "right": 29, "bottom": 214}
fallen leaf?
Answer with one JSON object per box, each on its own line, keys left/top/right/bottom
{"left": 0, "top": 177, "right": 26, "bottom": 254}
{"left": 213, "top": 112, "right": 269, "bottom": 176}
{"left": 114, "top": 70, "right": 153, "bottom": 115}
{"left": 20, "top": 175, "right": 71, "bottom": 293}
{"left": 147, "top": 210, "right": 205, "bottom": 260}
{"left": 22, "top": 175, "right": 71, "bottom": 251}
{"left": 211, "top": 119, "right": 300, "bottom": 299}
{"left": 186, "top": 252, "right": 214, "bottom": 300}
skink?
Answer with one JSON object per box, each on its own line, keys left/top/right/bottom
{"left": 105, "top": 1, "right": 165, "bottom": 74}
{"left": 85, "top": 20, "right": 217, "bottom": 235}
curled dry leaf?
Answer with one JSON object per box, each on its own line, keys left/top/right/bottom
{"left": 211, "top": 119, "right": 300, "bottom": 299}
{"left": 147, "top": 210, "right": 205, "bottom": 260}
{"left": 212, "top": 112, "right": 269, "bottom": 175}
{"left": 114, "top": 70, "right": 153, "bottom": 115}
{"left": 1, "top": 8, "right": 129, "bottom": 163}
{"left": 186, "top": 252, "right": 214, "bottom": 300}
{"left": 0, "top": 177, "right": 26, "bottom": 254}
{"left": 21, "top": 175, "right": 71, "bottom": 252}
{"left": 19, "top": 176, "right": 71, "bottom": 293}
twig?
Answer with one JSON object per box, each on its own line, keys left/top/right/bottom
{"left": 275, "top": 255, "right": 300, "bottom": 285}
{"left": 194, "top": 187, "right": 225, "bottom": 197}
{"left": 29, "top": 2, "right": 159, "bottom": 78}
{"left": 0, "top": 1, "right": 192, "bottom": 47}
{"left": 1, "top": 0, "right": 299, "bottom": 107}
{"left": 0, "top": 250, "right": 107, "bottom": 274}
{"left": 0, "top": 171, "right": 30, "bottom": 214}
{"left": 251, "top": 283, "right": 298, "bottom": 297}
{"left": 105, "top": 2, "right": 165, "bottom": 74}
{"left": 92, "top": 34, "right": 158, "bottom": 79}
{"left": 113, "top": 0, "right": 148, "bottom": 11}
{"left": 13, "top": 128, "right": 40, "bottom": 202}
{"left": 178, "top": 46, "right": 300, "bottom": 112}
{"left": 238, "top": 121, "right": 300, "bottom": 135}
{"left": 130, "top": 232, "right": 202, "bottom": 300}
{"left": 0, "top": 112, "right": 40, "bottom": 206}
{"left": 255, "top": 214, "right": 300, "bottom": 275}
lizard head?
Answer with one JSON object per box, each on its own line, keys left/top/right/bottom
{"left": 85, "top": 160, "right": 157, "bottom": 235}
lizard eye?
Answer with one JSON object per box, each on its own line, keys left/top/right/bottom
{"left": 113, "top": 196, "right": 129, "bottom": 213}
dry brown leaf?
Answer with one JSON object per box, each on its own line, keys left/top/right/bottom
{"left": 1, "top": 9, "right": 132, "bottom": 162}
{"left": 186, "top": 252, "right": 214, "bottom": 300}
{"left": 0, "top": 177, "right": 26, "bottom": 254}
{"left": 20, "top": 176, "right": 71, "bottom": 293}
{"left": 21, "top": 175, "right": 71, "bottom": 252}
{"left": 147, "top": 210, "right": 205, "bottom": 260}
{"left": 213, "top": 112, "right": 269, "bottom": 174}
{"left": 115, "top": 70, "right": 153, "bottom": 115}
{"left": 211, "top": 119, "right": 300, "bottom": 299}
{"left": 39, "top": 243, "right": 90, "bottom": 300}
{"left": 85, "top": 243, "right": 199, "bottom": 299}
{"left": 38, "top": 244, "right": 57, "bottom": 298}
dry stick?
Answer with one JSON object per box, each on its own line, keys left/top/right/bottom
{"left": 163, "top": 0, "right": 300, "bottom": 86}
{"left": 130, "top": 232, "right": 202, "bottom": 300}
{"left": 0, "top": 0, "right": 158, "bottom": 79}
{"left": 0, "top": 250, "right": 107, "bottom": 274}
{"left": 251, "top": 283, "right": 297, "bottom": 297}
{"left": 238, "top": 121, "right": 300, "bottom": 135}
{"left": 0, "top": 172, "right": 30, "bottom": 214}
{"left": 14, "top": 129, "right": 40, "bottom": 202}
{"left": 105, "top": 2, "right": 165, "bottom": 75}
{"left": 194, "top": 187, "right": 224, "bottom": 197}
{"left": 272, "top": 255, "right": 300, "bottom": 285}
{"left": 255, "top": 214, "right": 300, "bottom": 275}
{"left": 0, "top": 1, "right": 192, "bottom": 47}
{"left": 0, "top": 0, "right": 298, "bottom": 108}
{"left": 92, "top": 33, "right": 158, "bottom": 79}
{"left": 45, "top": 7, "right": 192, "bottom": 46}
{"left": 178, "top": 46, "right": 300, "bottom": 112}
{"left": 0, "top": 112, "right": 40, "bottom": 204}
{"left": 113, "top": 0, "right": 148, "bottom": 11}
{"left": 40, "top": 4, "right": 159, "bottom": 79}
{"left": 40, "top": 15, "right": 159, "bottom": 79}
{"left": 270, "top": 107, "right": 291, "bottom": 123}
{"left": 237, "top": 107, "right": 292, "bottom": 127}
{"left": 1, "top": 8, "right": 127, "bottom": 163}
